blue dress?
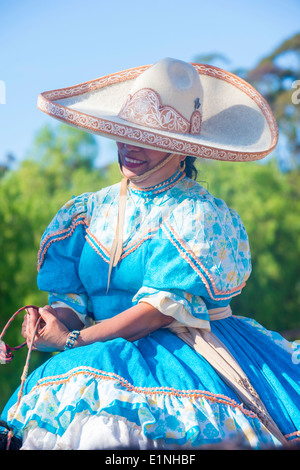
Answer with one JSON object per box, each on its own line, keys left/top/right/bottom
{"left": 2, "top": 170, "right": 300, "bottom": 449}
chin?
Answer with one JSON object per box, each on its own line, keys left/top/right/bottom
{"left": 121, "top": 166, "right": 141, "bottom": 179}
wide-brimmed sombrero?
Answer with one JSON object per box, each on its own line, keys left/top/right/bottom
{"left": 37, "top": 57, "right": 278, "bottom": 162}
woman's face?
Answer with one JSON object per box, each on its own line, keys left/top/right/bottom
{"left": 116, "top": 142, "right": 184, "bottom": 188}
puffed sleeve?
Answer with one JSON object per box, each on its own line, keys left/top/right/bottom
{"left": 132, "top": 189, "right": 251, "bottom": 330}
{"left": 37, "top": 193, "right": 94, "bottom": 322}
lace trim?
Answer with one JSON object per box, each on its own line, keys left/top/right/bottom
{"left": 37, "top": 215, "right": 88, "bottom": 271}
{"left": 24, "top": 365, "right": 261, "bottom": 421}
{"left": 161, "top": 221, "right": 246, "bottom": 300}
{"left": 130, "top": 169, "right": 184, "bottom": 196}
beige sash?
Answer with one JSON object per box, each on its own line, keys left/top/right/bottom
{"left": 107, "top": 176, "right": 128, "bottom": 293}
{"left": 168, "top": 306, "right": 287, "bottom": 445}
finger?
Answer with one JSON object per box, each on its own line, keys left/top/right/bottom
{"left": 40, "top": 305, "right": 58, "bottom": 316}
{"left": 39, "top": 306, "right": 54, "bottom": 317}
{"left": 26, "top": 306, "right": 39, "bottom": 316}
{"left": 26, "top": 337, "right": 37, "bottom": 350}
{"left": 38, "top": 307, "right": 56, "bottom": 328}
{"left": 27, "top": 336, "right": 34, "bottom": 348}
{"left": 26, "top": 307, "right": 40, "bottom": 323}
{"left": 21, "top": 315, "right": 28, "bottom": 339}
{"left": 26, "top": 308, "right": 41, "bottom": 338}
{"left": 25, "top": 307, "right": 39, "bottom": 333}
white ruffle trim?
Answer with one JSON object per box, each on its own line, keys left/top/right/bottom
{"left": 134, "top": 288, "right": 210, "bottom": 330}
{"left": 21, "top": 410, "right": 279, "bottom": 451}
{"left": 21, "top": 414, "right": 165, "bottom": 450}
{"left": 8, "top": 369, "right": 281, "bottom": 450}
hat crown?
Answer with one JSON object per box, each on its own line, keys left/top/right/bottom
{"left": 130, "top": 58, "right": 203, "bottom": 119}
{"left": 118, "top": 58, "right": 203, "bottom": 135}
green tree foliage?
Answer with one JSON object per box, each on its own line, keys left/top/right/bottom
{"left": 0, "top": 124, "right": 119, "bottom": 409}
{"left": 246, "top": 33, "right": 300, "bottom": 171}
{"left": 0, "top": 124, "right": 111, "bottom": 315}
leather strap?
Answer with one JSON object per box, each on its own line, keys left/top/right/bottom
{"left": 168, "top": 322, "right": 287, "bottom": 445}
{"left": 107, "top": 176, "right": 128, "bottom": 293}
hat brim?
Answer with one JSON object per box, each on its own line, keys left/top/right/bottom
{"left": 37, "top": 63, "right": 278, "bottom": 162}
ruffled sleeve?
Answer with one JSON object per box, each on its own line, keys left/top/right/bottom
{"left": 37, "top": 193, "right": 94, "bottom": 321}
{"left": 133, "top": 188, "right": 251, "bottom": 330}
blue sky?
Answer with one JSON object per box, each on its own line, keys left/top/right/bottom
{"left": 0, "top": 0, "right": 299, "bottom": 167}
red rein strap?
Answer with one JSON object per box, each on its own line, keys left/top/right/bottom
{"left": 0, "top": 305, "right": 41, "bottom": 449}
{"left": 0, "top": 305, "right": 39, "bottom": 364}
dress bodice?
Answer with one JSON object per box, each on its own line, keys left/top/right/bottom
{"left": 37, "top": 170, "right": 251, "bottom": 327}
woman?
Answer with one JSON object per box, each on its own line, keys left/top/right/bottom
{"left": 1, "top": 58, "right": 300, "bottom": 450}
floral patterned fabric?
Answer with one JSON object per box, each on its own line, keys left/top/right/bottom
{"left": 36, "top": 169, "right": 251, "bottom": 327}
{"left": 2, "top": 171, "right": 300, "bottom": 449}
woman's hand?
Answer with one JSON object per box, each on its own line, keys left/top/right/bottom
{"left": 23, "top": 305, "right": 70, "bottom": 352}
{"left": 21, "top": 302, "right": 173, "bottom": 352}
{"left": 22, "top": 306, "right": 40, "bottom": 345}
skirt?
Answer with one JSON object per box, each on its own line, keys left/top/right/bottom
{"left": 1, "top": 315, "right": 300, "bottom": 450}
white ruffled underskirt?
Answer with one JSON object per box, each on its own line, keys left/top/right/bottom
{"left": 20, "top": 409, "right": 279, "bottom": 451}
{"left": 21, "top": 414, "right": 165, "bottom": 450}
{"left": 6, "top": 368, "right": 283, "bottom": 450}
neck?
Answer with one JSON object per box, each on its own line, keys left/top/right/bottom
{"left": 130, "top": 168, "right": 185, "bottom": 197}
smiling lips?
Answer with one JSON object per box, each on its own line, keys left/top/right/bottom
{"left": 123, "top": 154, "right": 147, "bottom": 169}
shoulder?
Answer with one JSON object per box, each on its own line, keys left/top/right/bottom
{"left": 168, "top": 177, "right": 242, "bottom": 231}
{"left": 161, "top": 177, "right": 251, "bottom": 293}
{"left": 37, "top": 184, "right": 119, "bottom": 270}
{"left": 39, "top": 183, "right": 121, "bottom": 249}
{"left": 47, "top": 183, "right": 120, "bottom": 230}
{"left": 170, "top": 176, "right": 226, "bottom": 207}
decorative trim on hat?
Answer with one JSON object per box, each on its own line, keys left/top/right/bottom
{"left": 39, "top": 65, "right": 150, "bottom": 101}
{"left": 37, "top": 94, "right": 273, "bottom": 162}
{"left": 118, "top": 88, "right": 201, "bottom": 135}
{"left": 37, "top": 63, "right": 278, "bottom": 162}
{"left": 190, "top": 109, "right": 202, "bottom": 135}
